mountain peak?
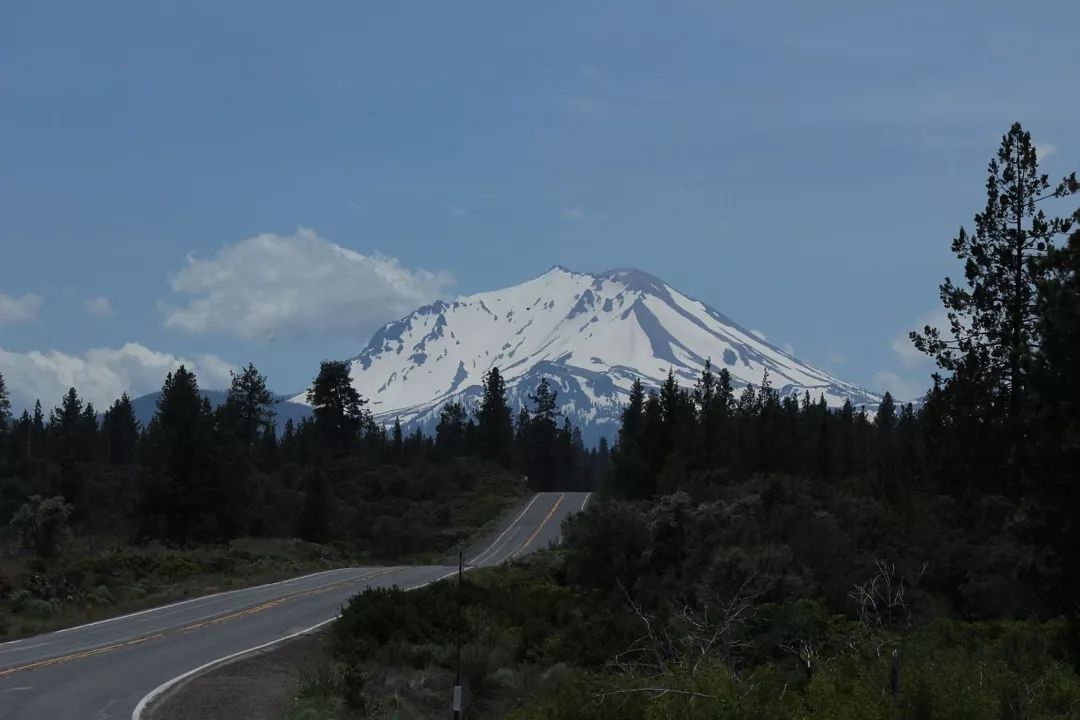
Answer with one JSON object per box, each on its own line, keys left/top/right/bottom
{"left": 293, "top": 266, "right": 879, "bottom": 442}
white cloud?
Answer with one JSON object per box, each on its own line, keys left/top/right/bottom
{"left": 0, "top": 342, "right": 235, "bottom": 412}
{"left": 782, "top": 342, "right": 795, "bottom": 355}
{"left": 83, "top": 296, "right": 114, "bottom": 317}
{"left": 162, "top": 228, "right": 454, "bottom": 341}
{"left": 871, "top": 308, "right": 950, "bottom": 401}
{"left": 444, "top": 203, "right": 469, "bottom": 217}
{"left": 0, "top": 291, "right": 43, "bottom": 326}
{"left": 891, "top": 309, "right": 949, "bottom": 368}
{"left": 1035, "top": 143, "right": 1057, "bottom": 161}
{"left": 749, "top": 329, "right": 767, "bottom": 341}
{"left": 562, "top": 206, "right": 585, "bottom": 220}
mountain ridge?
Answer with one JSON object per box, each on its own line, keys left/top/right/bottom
{"left": 290, "top": 266, "right": 881, "bottom": 443}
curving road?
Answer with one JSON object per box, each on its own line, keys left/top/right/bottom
{"left": 0, "top": 491, "right": 590, "bottom": 720}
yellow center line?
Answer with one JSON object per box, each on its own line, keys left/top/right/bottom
{"left": 0, "top": 566, "right": 404, "bottom": 678}
{"left": 0, "top": 633, "right": 165, "bottom": 678}
{"left": 509, "top": 493, "right": 565, "bottom": 560}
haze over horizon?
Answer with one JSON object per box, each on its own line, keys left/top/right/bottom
{"left": 3, "top": 2, "right": 1078, "bottom": 412}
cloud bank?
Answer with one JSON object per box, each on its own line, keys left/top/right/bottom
{"left": 0, "top": 343, "right": 234, "bottom": 412}
{"left": 163, "top": 228, "right": 454, "bottom": 342}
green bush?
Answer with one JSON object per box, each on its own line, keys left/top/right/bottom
{"left": 10, "top": 590, "right": 59, "bottom": 619}
{"left": 155, "top": 556, "right": 201, "bottom": 581}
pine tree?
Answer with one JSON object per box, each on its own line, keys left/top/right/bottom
{"left": 307, "top": 360, "right": 367, "bottom": 458}
{"left": 526, "top": 378, "right": 560, "bottom": 491}
{"left": 31, "top": 400, "right": 45, "bottom": 458}
{"left": 658, "top": 368, "right": 692, "bottom": 463}
{"left": 50, "top": 388, "right": 84, "bottom": 462}
{"left": 103, "top": 393, "right": 140, "bottom": 465}
{"left": 476, "top": 367, "right": 514, "bottom": 466}
{"left": 873, "top": 392, "right": 898, "bottom": 499}
{"left": 225, "top": 363, "right": 275, "bottom": 448}
{"left": 436, "top": 402, "right": 467, "bottom": 458}
{"left": 911, "top": 123, "right": 1077, "bottom": 491}
{"left": 141, "top": 366, "right": 219, "bottom": 541}
{"left": 692, "top": 361, "right": 717, "bottom": 464}
{"left": 391, "top": 417, "right": 404, "bottom": 464}
{"left": 611, "top": 378, "right": 651, "bottom": 498}
{"left": 78, "top": 402, "right": 99, "bottom": 462}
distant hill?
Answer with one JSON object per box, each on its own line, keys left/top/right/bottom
{"left": 127, "top": 390, "right": 311, "bottom": 434}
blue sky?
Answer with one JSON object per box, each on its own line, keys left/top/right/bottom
{"left": 2, "top": 1, "right": 1077, "bottom": 410}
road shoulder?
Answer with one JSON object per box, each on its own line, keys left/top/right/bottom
{"left": 148, "top": 630, "right": 326, "bottom": 720}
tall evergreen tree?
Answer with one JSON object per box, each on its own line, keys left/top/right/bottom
{"left": 611, "top": 378, "right": 651, "bottom": 498}
{"left": 141, "top": 366, "right": 219, "bottom": 541}
{"left": 78, "top": 402, "right": 99, "bottom": 462}
{"left": 50, "top": 387, "right": 84, "bottom": 462}
{"left": 224, "top": 363, "right": 275, "bottom": 448}
{"left": 526, "top": 378, "right": 560, "bottom": 491}
{"left": 873, "top": 391, "right": 898, "bottom": 499}
{"left": 476, "top": 367, "right": 514, "bottom": 466}
{"left": 911, "top": 123, "right": 1077, "bottom": 491}
{"left": 435, "top": 402, "right": 467, "bottom": 458}
{"left": 31, "top": 400, "right": 45, "bottom": 458}
{"left": 307, "top": 360, "right": 367, "bottom": 458}
{"left": 103, "top": 393, "right": 140, "bottom": 465}
{"left": 391, "top": 417, "right": 404, "bottom": 464}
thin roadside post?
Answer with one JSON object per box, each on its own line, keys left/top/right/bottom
{"left": 452, "top": 547, "right": 463, "bottom": 719}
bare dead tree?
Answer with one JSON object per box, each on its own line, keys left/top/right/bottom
{"left": 595, "top": 576, "right": 759, "bottom": 709}
{"left": 849, "top": 560, "right": 915, "bottom": 636}
{"left": 848, "top": 559, "right": 926, "bottom": 700}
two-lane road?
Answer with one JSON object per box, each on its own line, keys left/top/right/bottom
{"left": 0, "top": 491, "right": 590, "bottom": 720}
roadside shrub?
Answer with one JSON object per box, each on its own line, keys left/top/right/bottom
{"left": 11, "top": 590, "right": 60, "bottom": 619}
{"left": 155, "top": 556, "right": 201, "bottom": 581}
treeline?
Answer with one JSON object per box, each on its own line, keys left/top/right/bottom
{"left": 432, "top": 371, "right": 609, "bottom": 492}
{"left": 0, "top": 357, "right": 605, "bottom": 555}
{"left": 606, "top": 122, "right": 1080, "bottom": 612}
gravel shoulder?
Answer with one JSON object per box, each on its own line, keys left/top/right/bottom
{"left": 148, "top": 630, "right": 326, "bottom": 720}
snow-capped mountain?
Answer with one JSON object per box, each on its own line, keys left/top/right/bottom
{"left": 291, "top": 266, "right": 880, "bottom": 443}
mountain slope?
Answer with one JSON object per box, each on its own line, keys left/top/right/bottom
{"left": 291, "top": 266, "right": 879, "bottom": 442}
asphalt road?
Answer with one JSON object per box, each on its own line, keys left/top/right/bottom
{"left": 0, "top": 491, "right": 590, "bottom": 720}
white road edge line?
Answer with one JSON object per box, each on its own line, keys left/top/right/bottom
{"left": 131, "top": 568, "right": 461, "bottom": 720}
{"left": 50, "top": 568, "right": 357, "bottom": 637}
{"left": 580, "top": 493, "right": 591, "bottom": 512}
{"left": 467, "top": 493, "right": 540, "bottom": 566}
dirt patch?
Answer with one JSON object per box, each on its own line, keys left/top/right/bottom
{"left": 149, "top": 631, "right": 327, "bottom": 720}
